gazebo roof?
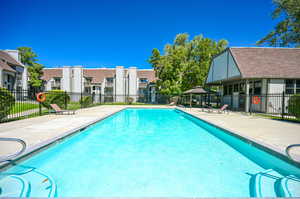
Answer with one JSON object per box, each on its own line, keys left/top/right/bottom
{"left": 183, "top": 86, "right": 209, "bottom": 94}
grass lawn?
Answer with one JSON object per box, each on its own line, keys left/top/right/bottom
{"left": 254, "top": 113, "right": 300, "bottom": 123}
{"left": 10, "top": 102, "right": 40, "bottom": 114}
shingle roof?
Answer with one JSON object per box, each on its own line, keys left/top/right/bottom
{"left": 83, "top": 69, "right": 116, "bottom": 83}
{"left": 229, "top": 47, "right": 300, "bottom": 79}
{"left": 0, "top": 60, "right": 16, "bottom": 72}
{"left": 42, "top": 68, "right": 62, "bottom": 81}
{"left": 137, "top": 70, "right": 156, "bottom": 82}
{"left": 0, "top": 51, "right": 24, "bottom": 67}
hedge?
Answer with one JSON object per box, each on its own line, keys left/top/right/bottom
{"left": 288, "top": 94, "right": 300, "bottom": 119}
{"left": 80, "top": 96, "right": 93, "bottom": 108}
{"left": 42, "top": 90, "right": 70, "bottom": 109}
{"left": 0, "top": 87, "right": 15, "bottom": 121}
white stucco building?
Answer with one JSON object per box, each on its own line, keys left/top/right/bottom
{"left": 206, "top": 47, "right": 300, "bottom": 113}
{"left": 0, "top": 50, "right": 28, "bottom": 91}
{"left": 42, "top": 66, "right": 156, "bottom": 103}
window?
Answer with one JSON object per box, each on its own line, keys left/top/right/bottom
{"left": 239, "top": 83, "right": 245, "bottom": 93}
{"left": 140, "top": 78, "right": 148, "bottom": 83}
{"left": 254, "top": 80, "right": 261, "bottom": 95}
{"left": 233, "top": 84, "right": 239, "bottom": 92}
{"left": 228, "top": 85, "right": 233, "bottom": 95}
{"left": 223, "top": 85, "right": 228, "bottom": 95}
{"left": 106, "top": 77, "right": 113, "bottom": 83}
{"left": 285, "top": 79, "right": 300, "bottom": 94}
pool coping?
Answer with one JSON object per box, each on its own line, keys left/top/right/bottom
{"left": 176, "top": 107, "right": 300, "bottom": 168}
{"left": 2, "top": 106, "right": 300, "bottom": 169}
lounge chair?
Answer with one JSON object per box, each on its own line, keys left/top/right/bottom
{"left": 208, "top": 104, "right": 229, "bottom": 114}
{"left": 50, "top": 104, "right": 76, "bottom": 115}
{"left": 169, "top": 102, "right": 176, "bottom": 106}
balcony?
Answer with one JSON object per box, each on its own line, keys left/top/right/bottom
{"left": 51, "top": 82, "right": 61, "bottom": 88}
{"left": 105, "top": 82, "right": 114, "bottom": 87}
{"left": 139, "top": 82, "right": 148, "bottom": 88}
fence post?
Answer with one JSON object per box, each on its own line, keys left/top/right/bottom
{"left": 282, "top": 91, "right": 285, "bottom": 119}
{"left": 99, "top": 93, "right": 102, "bottom": 104}
{"left": 249, "top": 93, "right": 252, "bottom": 115}
{"left": 64, "top": 91, "right": 68, "bottom": 109}
{"left": 39, "top": 102, "right": 42, "bottom": 116}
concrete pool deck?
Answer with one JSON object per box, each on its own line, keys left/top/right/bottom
{"left": 0, "top": 105, "right": 300, "bottom": 164}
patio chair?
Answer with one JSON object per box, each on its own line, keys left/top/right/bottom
{"left": 204, "top": 104, "right": 229, "bottom": 114}
{"left": 50, "top": 104, "right": 76, "bottom": 115}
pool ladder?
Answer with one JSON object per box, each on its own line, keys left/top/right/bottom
{"left": 285, "top": 144, "right": 300, "bottom": 163}
{"left": 0, "top": 137, "right": 26, "bottom": 163}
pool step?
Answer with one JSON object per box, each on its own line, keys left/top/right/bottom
{"left": 0, "top": 175, "right": 30, "bottom": 197}
{"left": 251, "top": 169, "right": 282, "bottom": 197}
{"left": 278, "top": 175, "right": 300, "bottom": 197}
{"left": 251, "top": 169, "right": 300, "bottom": 197}
{"left": 0, "top": 165, "right": 56, "bottom": 197}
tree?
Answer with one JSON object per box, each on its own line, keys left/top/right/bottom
{"left": 149, "top": 33, "right": 228, "bottom": 95}
{"left": 18, "top": 47, "right": 44, "bottom": 90}
{"left": 257, "top": 0, "right": 300, "bottom": 47}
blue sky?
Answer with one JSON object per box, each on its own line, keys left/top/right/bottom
{"left": 1, "top": 0, "right": 277, "bottom": 69}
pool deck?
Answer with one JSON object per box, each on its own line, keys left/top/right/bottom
{"left": 0, "top": 105, "right": 300, "bottom": 164}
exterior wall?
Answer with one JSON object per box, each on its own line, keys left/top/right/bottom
{"left": 115, "top": 66, "right": 125, "bottom": 102}
{"left": 267, "top": 79, "right": 285, "bottom": 113}
{"left": 4, "top": 50, "right": 20, "bottom": 62}
{"left": 43, "top": 66, "right": 155, "bottom": 103}
{"left": 22, "top": 66, "right": 28, "bottom": 90}
{"left": 62, "top": 66, "right": 72, "bottom": 92}
{"left": 128, "top": 67, "right": 137, "bottom": 102}
{"left": 45, "top": 79, "right": 52, "bottom": 91}
{"left": 72, "top": 66, "right": 83, "bottom": 93}
{"left": 206, "top": 50, "right": 241, "bottom": 84}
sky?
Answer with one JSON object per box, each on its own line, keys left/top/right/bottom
{"left": 1, "top": 0, "right": 277, "bottom": 69}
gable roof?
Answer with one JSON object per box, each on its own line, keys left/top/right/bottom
{"left": 137, "top": 70, "right": 156, "bottom": 82}
{"left": 0, "top": 51, "right": 24, "bottom": 67}
{"left": 42, "top": 68, "right": 62, "bottom": 81}
{"left": 83, "top": 69, "right": 116, "bottom": 83}
{"left": 229, "top": 47, "right": 300, "bottom": 79}
{"left": 0, "top": 60, "right": 16, "bottom": 72}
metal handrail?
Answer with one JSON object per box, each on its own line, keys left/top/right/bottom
{"left": 285, "top": 144, "right": 300, "bottom": 162}
{"left": 0, "top": 137, "right": 26, "bottom": 162}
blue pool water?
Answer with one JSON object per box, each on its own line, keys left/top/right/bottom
{"left": 1, "top": 108, "right": 300, "bottom": 197}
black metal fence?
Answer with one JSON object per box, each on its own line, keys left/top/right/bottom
{"left": 0, "top": 89, "right": 171, "bottom": 123}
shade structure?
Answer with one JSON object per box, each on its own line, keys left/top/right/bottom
{"left": 183, "top": 86, "right": 209, "bottom": 94}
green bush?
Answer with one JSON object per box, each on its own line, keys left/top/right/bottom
{"left": 42, "top": 90, "right": 70, "bottom": 109}
{"left": 288, "top": 94, "right": 300, "bottom": 119}
{"left": 80, "top": 96, "right": 93, "bottom": 108}
{"left": 0, "top": 87, "right": 15, "bottom": 120}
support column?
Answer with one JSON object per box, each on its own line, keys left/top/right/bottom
{"left": 128, "top": 66, "right": 137, "bottom": 102}
{"left": 115, "top": 66, "right": 125, "bottom": 102}
{"left": 22, "top": 66, "right": 28, "bottom": 90}
{"left": 245, "top": 80, "right": 250, "bottom": 112}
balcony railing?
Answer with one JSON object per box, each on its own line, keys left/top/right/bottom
{"left": 105, "top": 82, "right": 114, "bottom": 87}
{"left": 51, "top": 82, "right": 61, "bottom": 87}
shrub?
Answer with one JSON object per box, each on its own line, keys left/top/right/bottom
{"left": 0, "top": 87, "right": 15, "bottom": 121}
{"left": 80, "top": 96, "right": 93, "bottom": 108}
{"left": 42, "top": 90, "right": 70, "bottom": 109}
{"left": 288, "top": 94, "right": 300, "bottom": 119}
{"left": 127, "top": 97, "right": 134, "bottom": 104}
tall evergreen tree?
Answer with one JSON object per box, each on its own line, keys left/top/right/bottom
{"left": 257, "top": 0, "right": 300, "bottom": 47}
{"left": 18, "top": 47, "right": 44, "bottom": 90}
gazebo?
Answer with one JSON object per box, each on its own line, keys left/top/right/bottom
{"left": 181, "top": 86, "right": 217, "bottom": 107}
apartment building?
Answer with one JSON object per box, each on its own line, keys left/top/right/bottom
{"left": 0, "top": 50, "right": 28, "bottom": 91}
{"left": 42, "top": 66, "right": 156, "bottom": 102}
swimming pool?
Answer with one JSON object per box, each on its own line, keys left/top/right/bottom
{"left": 1, "top": 108, "right": 300, "bottom": 197}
